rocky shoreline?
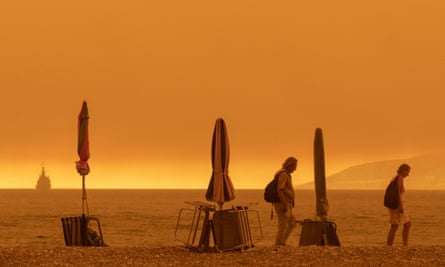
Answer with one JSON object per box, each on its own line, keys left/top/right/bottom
{"left": 1, "top": 245, "right": 445, "bottom": 266}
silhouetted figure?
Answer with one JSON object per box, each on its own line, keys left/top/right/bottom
{"left": 273, "top": 157, "right": 298, "bottom": 246}
{"left": 387, "top": 163, "right": 411, "bottom": 246}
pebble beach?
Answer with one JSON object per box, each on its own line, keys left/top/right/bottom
{"left": 1, "top": 245, "right": 445, "bottom": 267}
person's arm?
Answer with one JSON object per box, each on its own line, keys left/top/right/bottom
{"left": 397, "top": 176, "right": 404, "bottom": 213}
{"left": 277, "top": 173, "right": 288, "bottom": 212}
{"left": 278, "top": 188, "right": 288, "bottom": 211}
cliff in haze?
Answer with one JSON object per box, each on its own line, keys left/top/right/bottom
{"left": 299, "top": 154, "right": 445, "bottom": 190}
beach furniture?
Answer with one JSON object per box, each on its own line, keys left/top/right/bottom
{"left": 297, "top": 128, "right": 340, "bottom": 246}
{"left": 297, "top": 219, "right": 340, "bottom": 246}
{"left": 176, "top": 118, "right": 263, "bottom": 251}
{"left": 314, "top": 128, "right": 329, "bottom": 221}
{"left": 61, "top": 215, "right": 105, "bottom": 246}
{"left": 212, "top": 206, "right": 258, "bottom": 251}
{"left": 205, "top": 118, "right": 235, "bottom": 211}
{"left": 175, "top": 201, "right": 263, "bottom": 252}
{"left": 61, "top": 101, "right": 106, "bottom": 246}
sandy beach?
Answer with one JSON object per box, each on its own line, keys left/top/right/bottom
{"left": 1, "top": 245, "right": 445, "bottom": 266}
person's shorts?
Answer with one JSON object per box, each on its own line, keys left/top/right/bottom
{"left": 388, "top": 208, "right": 410, "bottom": 225}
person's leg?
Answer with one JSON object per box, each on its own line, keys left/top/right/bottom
{"left": 387, "top": 224, "right": 399, "bottom": 246}
{"left": 274, "top": 203, "right": 287, "bottom": 246}
{"left": 402, "top": 221, "right": 411, "bottom": 246}
{"left": 281, "top": 207, "right": 297, "bottom": 245}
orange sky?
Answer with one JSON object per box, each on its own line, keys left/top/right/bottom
{"left": 1, "top": 1, "right": 444, "bottom": 189}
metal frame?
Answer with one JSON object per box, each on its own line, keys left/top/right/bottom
{"left": 175, "top": 201, "right": 263, "bottom": 252}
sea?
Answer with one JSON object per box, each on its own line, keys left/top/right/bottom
{"left": 0, "top": 189, "right": 444, "bottom": 247}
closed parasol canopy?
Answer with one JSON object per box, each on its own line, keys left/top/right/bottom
{"left": 75, "top": 101, "right": 91, "bottom": 216}
{"left": 314, "top": 128, "right": 329, "bottom": 220}
{"left": 76, "top": 101, "right": 90, "bottom": 176}
{"left": 205, "top": 118, "right": 235, "bottom": 209}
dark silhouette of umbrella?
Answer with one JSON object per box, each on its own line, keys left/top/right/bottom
{"left": 205, "top": 118, "right": 235, "bottom": 209}
{"left": 75, "top": 101, "right": 90, "bottom": 216}
{"left": 314, "top": 128, "right": 329, "bottom": 220}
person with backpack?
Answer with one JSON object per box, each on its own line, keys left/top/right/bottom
{"left": 386, "top": 163, "right": 411, "bottom": 246}
{"left": 273, "top": 156, "right": 298, "bottom": 246}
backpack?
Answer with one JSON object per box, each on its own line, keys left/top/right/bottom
{"left": 264, "top": 171, "right": 285, "bottom": 203}
{"left": 384, "top": 178, "right": 399, "bottom": 209}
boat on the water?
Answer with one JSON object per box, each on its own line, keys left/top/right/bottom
{"left": 36, "top": 166, "right": 51, "bottom": 191}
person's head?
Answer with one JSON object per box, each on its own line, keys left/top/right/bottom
{"left": 282, "top": 157, "right": 298, "bottom": 173}
{"left": 397, "top": 163, "right": 411, "bottom": 178}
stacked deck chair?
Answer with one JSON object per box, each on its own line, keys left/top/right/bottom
{"left": 61, "top": 215, "right": 106, "bottom": 246}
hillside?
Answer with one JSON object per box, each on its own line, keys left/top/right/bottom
{"left": 299, "top": 154, "right": 445, "bottom": 190}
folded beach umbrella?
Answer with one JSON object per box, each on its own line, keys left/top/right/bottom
{"left": 61, "top": 100, "right": 106, "bottom": 247}
{"left": 76, "top": 101, "right": 90, "bottom": 175}
{"left": 75, "top": 101, "right": 91, "bottom": 216}
{"left": 314, "top": 128, "right": 329, "bottom": 220}
{"left": 205, "top": 118, "right": 235, "bottom": 209}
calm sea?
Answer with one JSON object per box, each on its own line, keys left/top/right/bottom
{"left": 0, "top": 189, "right": 443, "bottom": 247}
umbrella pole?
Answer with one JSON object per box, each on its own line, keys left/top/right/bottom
{"left": 82, "top": 174, "right": 89, "bottom": 216}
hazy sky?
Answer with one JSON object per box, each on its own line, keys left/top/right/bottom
{"left": 1, "top": 1, "right": 444, "bottom": 189}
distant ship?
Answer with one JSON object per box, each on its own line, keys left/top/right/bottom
{"left": 36, "top": 166, "right": 51, "bottom": 191}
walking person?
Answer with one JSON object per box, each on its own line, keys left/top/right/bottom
{"left": 274, "top": 156, "right": 298, "bottom": 246}
{"left": 386, "top": 163, "right": 411, "bottom": 246}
